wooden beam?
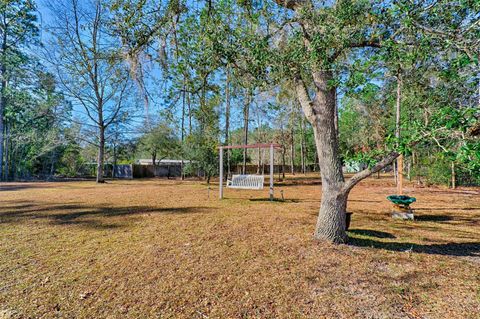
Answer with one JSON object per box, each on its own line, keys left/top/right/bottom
{"left": 219, "top": 143, "right": 282, "bottom": 150}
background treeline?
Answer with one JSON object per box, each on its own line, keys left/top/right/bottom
{"left": 0, "top": 0, "right": 478, "bottom": 187}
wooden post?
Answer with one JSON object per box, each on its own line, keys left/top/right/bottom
{"left": 270, "top": 144, "right": 274, "bottom": 201}
{"left": 219, "top": 147, "right": 224, "bottom": 199}
{"left": 451, "top": 161, "right": 456, "bottom": 189}
{"left": 397, "top": 154, "right": 403, "bottom": 195}
{"left": 395, "top": 74, "right": 402, "bottom": 194}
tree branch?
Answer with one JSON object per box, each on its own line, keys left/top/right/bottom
{"left": 271, "top": 0, "right": 308, "bottom": 10}
{"left": 294, "top": 75, "right": 316, "bottom": 124}
{"left": 330, "top": 40, "right": 382, "bottom": 62}
{"left": 342, "top": 151, "right": 399, "bottom": 193}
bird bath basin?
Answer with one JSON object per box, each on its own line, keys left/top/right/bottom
{"left": 387, "top": 195, "right": 416, "bottom": 206}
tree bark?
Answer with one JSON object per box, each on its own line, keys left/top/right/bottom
{"left": 309, "top": 71, "right": 347, "bottom": 243}
{"left": 333, "top": 88, "right": 339, "bottom": 137}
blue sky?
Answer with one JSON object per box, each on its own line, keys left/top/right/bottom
{"left": 33, "top": 0, "right": 297, "bottom": 144}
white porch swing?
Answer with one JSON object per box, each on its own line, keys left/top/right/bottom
{"left": 218, "top": 143, "right": 282, "bottom": 200}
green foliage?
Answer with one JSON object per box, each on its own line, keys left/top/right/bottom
{"left": 229, "top": 148, "right": 249, "bottom": 166}
{"left": 57, "top": 142, "right": 86, "bottom": 177}
{"left": 137, "top": 123, "right": 179, "bottom": 162}
{"left": 3, "top": 0, "right": 479, "bottom": 188}
{"left": 183, "top": 131, "right": 218, "bottom": 183}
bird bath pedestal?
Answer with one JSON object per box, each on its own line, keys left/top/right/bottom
{"left": 387, "top": 195, "right": 416, "bottom": 220}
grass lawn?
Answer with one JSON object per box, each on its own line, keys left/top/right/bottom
{"left": 0, "top": 175, "right": 479, "bottom": 318}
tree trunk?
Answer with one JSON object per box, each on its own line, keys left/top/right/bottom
{"left": 308, "top": 71, "right": 347, "bottom": 243}
{"left": 294, "top": 68, "right": 400, "bottom": 243}
{"left": 4, "top": 122, "right": 8, "bottom": 181}
{"left": 96, "top": 126, "right": 105, "bottom": 183}
{"left": 50, "top": 148, "right": 57, "bottom": 177}
{"left": 152, "top": 151, "right": 157, "bottom": 168}
{"left": 290, "top": 102, "right": 296, "bottom": 175}
{"left": 187, "top": 90, "right": 192, "bottom": 135}
{"left": 11, "top": 138, "right": 16, "bottom": 180}
{"left": 290, "top": 129, "right": 295, "bottom": 175}
{"left": 112, "top": 143, "right": 117, "bottom": 179}
{"left": 0, "top": 90, "right": 4, "bottom": 181}
{"left": 300, "top": 115, "right": 306, "bottom": 174}
{"left": 181, "top": 77, "right": 186, "bottom": 180}
{"left": 315, "top": 189, "right": 348, "bottom": 241}
{"left": 225, "top": 67, "right": 231, "bottom": 178}
{"left": 333, "top": 88, "right": 339, "bottom": 137}
{"left": 0, "top": 28, "right": 6, "bottom": 181}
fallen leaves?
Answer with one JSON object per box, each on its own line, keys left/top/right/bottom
{"left": 0, "top": 177, "right": 478, "bottom": 318}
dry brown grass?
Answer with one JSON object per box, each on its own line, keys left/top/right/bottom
{"left": 0, "top": 175, "right": 479, "bottom": 319}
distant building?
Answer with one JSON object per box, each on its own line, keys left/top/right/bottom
{"left": 136, "top": 159, "right": 192, "bottom": 165}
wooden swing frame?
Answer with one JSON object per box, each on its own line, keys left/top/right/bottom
{"left": 218, "top": 143, "right": 282, "bottom": 200}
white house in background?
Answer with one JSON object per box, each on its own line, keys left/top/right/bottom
{"left": 343, "top": 161, "right": 365, "bottom": 173}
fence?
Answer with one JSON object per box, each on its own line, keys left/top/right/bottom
{"left": 132, "top": 164, "right": 192, "bottom": 178}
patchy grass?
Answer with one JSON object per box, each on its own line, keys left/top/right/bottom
{"left": 0, "top": 175, "right": 479, "bottom": 318}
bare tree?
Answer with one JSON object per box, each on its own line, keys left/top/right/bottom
{"left": 47, "top": 0, "right": 130, "bottom": 183}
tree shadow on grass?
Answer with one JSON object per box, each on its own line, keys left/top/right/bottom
{"left": 0, "top": 184, "right": 55, "bottom": 192}
{"left": 0, "top": 202, "right": 215, "bottom": 229}
{"left": 348, "top": 234, "right": 480, "bottom": 257}
{"left": 415, "top": 215, "right": 453, "bottom": 222}
{"left": 277, "top": 180, "right": 323, "bottom": 188}
{"left": 415, "top": 207, "right": 480, "bottom": 212}
{"left": 348, "top": 199, "right": 382, "bottom": 203}
{"left": 348, "top": 229, "right": 396, "bottom": 239}
{"left": 248, "top": 198, "right": 293, "bottom": 203}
